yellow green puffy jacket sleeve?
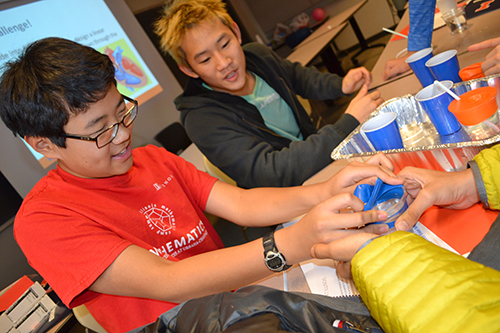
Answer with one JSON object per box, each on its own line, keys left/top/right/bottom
{"left": 473, "top": 144, "right": 500, "bottom": 210}
{"left": 351, "top": 231, "right": 500, "bottom": 333}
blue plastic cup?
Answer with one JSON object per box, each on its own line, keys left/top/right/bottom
{"left": 425, "top": 50, "right": 462, "bottom": 83}
{"left": 406, "top": 48, "right": 434, "bottom": 87}
{"left": 440, "top": 126, "right": 470, "bottom": 144}
{"left": 361, "top": 112, "right": 404, "bottom": 151}
{"left": 415, "top": 80, "right": 461, "bottom": 135}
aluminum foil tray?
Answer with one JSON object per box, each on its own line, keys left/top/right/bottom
{"left": 331, "top": 75, "right": 500, "bottom": 172}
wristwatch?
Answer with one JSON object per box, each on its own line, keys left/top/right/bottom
{"left": 263, "top": 231, "right": 291, "bottom": 272}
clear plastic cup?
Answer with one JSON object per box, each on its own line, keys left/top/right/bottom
{"left": 372, "top": 191, "right": 408, "bottom": 229}
{"left": 441, "top": 7, "right": 468, "bottom": 34}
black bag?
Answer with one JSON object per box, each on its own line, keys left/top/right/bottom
{"left": 131, "top": 285, "right": 382, "bottom": 333}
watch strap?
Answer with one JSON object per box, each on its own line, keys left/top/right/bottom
{"left": 263, "top": 231, "right": 291, "bottom": 272}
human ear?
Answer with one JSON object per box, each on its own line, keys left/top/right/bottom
{"left": 231, "top": 22, "right": 242, "bottom": 44}
{"left": 179, "top": 64, "right": 200, "bottom": 79}
{"left": 24, "top": 136, "right": 61, "bottom": 160}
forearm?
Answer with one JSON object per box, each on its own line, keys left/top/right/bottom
{"left": 408, "top": 0, "right": 435, "bottom": 51}
{"left": 206, "top": 180, "right": 330, "bottom": 227}
{"left": 90, "top": 242, "right": 276, "bottom": 304}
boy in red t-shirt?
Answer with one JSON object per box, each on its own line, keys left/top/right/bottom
{"left": 0, "top": 37, "right": 400, "bottom": 332}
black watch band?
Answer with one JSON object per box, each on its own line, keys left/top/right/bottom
{"left": 263, "top": 231, "right": 291, "bottom": 272}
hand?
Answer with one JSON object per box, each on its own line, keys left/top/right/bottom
{"left": 325, "top": 153, "right": 403, "bottom": 196}
{"left": 468, "top": 37, "right": 500, "bottom": 76}
{"left": 344, "top": 84, "right": 384, "bottom": 123}
{"left": 381, "top": 52, "right": 414, "bottom": 81}
{"left": 278, "top": 193, "right": 390, "bottom": 264}
{"left": 342, "top": 67, "right": 372, "bottom": 94}
{"left": 311, "top": 233, "right": 381, "bottom": 280}
{"left": 394, "top": 167, "right": 479, "bottom": 231}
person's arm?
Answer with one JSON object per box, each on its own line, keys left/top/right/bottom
{"left": 382, "top": 0, "right": 435, "bottom": 80}
{"left": 468, "top": 37, "right": 500, "bottom": 76}
{"left": 351, "top": 231, "right": 500, "bottom": 333}
{"left": 393, "top": 144, "right": 500, "bottom": 230}
{"left": 252, "top": 43, "right": 382, "bottom": 122}
{"left": 89, "top": 157, "right": 400, "bottom": 303}
{"left": 279, "top": 51, "right": 383, "bottom": 123}
{"left": 206, "top": 153, "right": 401, "bottom": 227}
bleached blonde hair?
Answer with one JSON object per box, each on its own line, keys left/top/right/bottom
{"left": 154, "top": 0, "right": 235, "bottom": 67}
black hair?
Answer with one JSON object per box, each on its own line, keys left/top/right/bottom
{"left": 0, "top": 37, "right": 116, "bottom": 147}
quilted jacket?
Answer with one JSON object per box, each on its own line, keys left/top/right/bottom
{"left": 473, "top": 144, "right": 500, "bottom": 209}
{"left": 352, "top": 231, "right": 500, "bottom": 333}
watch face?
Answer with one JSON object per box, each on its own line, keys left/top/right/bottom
{"left": 265, "top": 251, "right": 284, "bottom": 271}
{"left": 268, "top": 257, "right": 283, "bottom": 269}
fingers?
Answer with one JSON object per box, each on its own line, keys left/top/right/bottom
{"left": 481, "top": 53, "right": 500, "bottom": 76}
{"left": 345, "top": 86, "right": 384, "bottom": 123}
{"left": 343, "top": 67, "right": 372, "bottom": 94}
{"left": 336, "top": 261, "right": 353, "bottom": 281}
{"left": 382, "top": 61, "right": 397, "bottom": 81}
{"left": 339, "top": 160, "right": 402, "bottom": 187}
{"left": 354, "top": 83, "right": 369, "bottom": 99}
{"left": 382, "top": 57, "right": 411, "bottom": 81}
{"left": 366, "top": 152, "right": 395, "bottom": 171}
{"left": 311, "top": 232, "right": 380, "bottom": 262}
{"left": 317, "top": 194, "right": 388, "bottom": 230}
{"left": 468, "top": 37, "right": 500, "bottom": 52}
{"left": 394, "top": 190, "right": 433, "bottom": 231}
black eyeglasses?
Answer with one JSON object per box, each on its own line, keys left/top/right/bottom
{"left": 62, "top": 94, "right": 138, "bottom": 148}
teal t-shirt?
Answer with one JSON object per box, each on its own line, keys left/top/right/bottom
{"left": 203, "top": 74, "right": 303, "bottom": 141}
{"left": 242, "top": 74, "right": 303, "bottom": 141}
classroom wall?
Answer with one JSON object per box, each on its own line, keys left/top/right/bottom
{"left": 125, "top": 0, "right": 398, "bottom": 52}
{"left": 227, "top": 0, "right": 397, "bottom": 50}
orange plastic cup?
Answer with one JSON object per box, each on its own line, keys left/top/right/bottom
{"left": 448, "top": 87, "right": 497, "bottom": 126}
{"left": 459, "top": 62, "right": 484, "bottom": 81}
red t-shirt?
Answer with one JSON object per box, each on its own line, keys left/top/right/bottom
{"left": 14, "top": 145, "right": 222, "bottom": 332}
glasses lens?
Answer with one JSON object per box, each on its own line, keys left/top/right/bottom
{"left": 96, "top": 124, "right": 119, "bottom": 148}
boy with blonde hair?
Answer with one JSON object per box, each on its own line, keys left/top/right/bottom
{"left": 155, "top": 0, "right": 384, "bottom": 188}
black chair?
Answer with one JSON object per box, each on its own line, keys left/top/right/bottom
{"left": 154, "top": 122, "right": 192, "bottom": 155}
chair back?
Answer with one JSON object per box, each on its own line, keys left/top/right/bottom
{"left": 154, "top": 122, "right": 191, "bottom": 155}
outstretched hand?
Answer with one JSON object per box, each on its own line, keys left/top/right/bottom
{"left": 344, "top": 84, "right": 384, "bottom": 123}
{"left": 468, "top": 37, "right": 500, "bottom": 76}
{"left": 342, "top": 67, "right": 372, "bottom": 94}
{"left": 394, "top": 167, "right": 479, "bottom": 231}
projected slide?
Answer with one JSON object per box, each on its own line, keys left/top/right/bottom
{"left": 0, "top": 0, "right": 163, "bottom": 168}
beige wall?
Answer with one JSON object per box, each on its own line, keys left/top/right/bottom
{"left": 124, "top": 0, "right": 164, "bottom": 13}
{"left": 124, "top": 0, "right": 399, "bottom": 52}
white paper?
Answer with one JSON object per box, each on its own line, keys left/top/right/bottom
{"left": 299, "top": 222, "right": 460, "bottom": 298}
{"left": 300, "top": 258, "right": 360, "bottom": 297}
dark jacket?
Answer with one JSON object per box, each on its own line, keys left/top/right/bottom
{"left": 176, "top": 42, "right": 359, "bottom": 188}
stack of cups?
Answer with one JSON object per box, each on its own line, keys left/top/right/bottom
{"left": 415, "top": 80, "right": 461, "bottom": 136}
